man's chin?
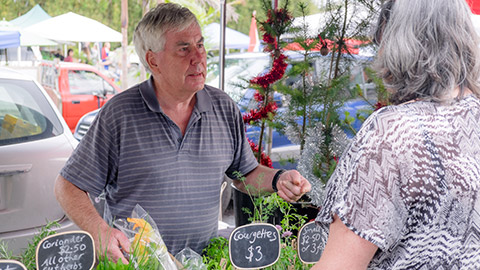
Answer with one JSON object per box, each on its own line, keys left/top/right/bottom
{"left": 186, "top": 83, "right": 205, "bottom": 93}
{"left": 190, "top": 81, "right": 206, "bottom": 91}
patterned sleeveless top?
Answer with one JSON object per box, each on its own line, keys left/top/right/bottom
{"left": 316, "top": 95, "right": 480, "bottom": 269}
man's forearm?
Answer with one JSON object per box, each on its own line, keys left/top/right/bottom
{"left": 54, "top": 175, "right": 109, "bottom": 234}
{"left": 234, "top": 165, "right": 277, "bottom": 195}
{"left": 54, "top": 175, "right": 131, "bottom": 263}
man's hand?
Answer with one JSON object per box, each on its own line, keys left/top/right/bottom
{"left": 276, "top": 170, "right": 311, "bottom": 202}
{"left": 94, "top": 224, "right": 131, "bottom": 264}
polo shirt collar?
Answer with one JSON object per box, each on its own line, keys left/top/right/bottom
{"left": 139, "top": 76, "right": 213, "bottom": 114}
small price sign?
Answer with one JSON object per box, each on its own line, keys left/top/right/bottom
{"left": 0, "top": 260, "right": 27, "bottom": 270}
{"left": 229, "top": 223, "right": 280, "bottom": 269}
{"left": 297, "top": 221, "right": 328, "bottom": 264}
{"left": 36, "top": 231, "right": 95, "bottom": 270}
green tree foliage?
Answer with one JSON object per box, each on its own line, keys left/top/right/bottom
{"left": 1, "top": 0, "right": 321, "bottom": 45}
{"left": 1, "top": 0, "right": 144, "bottom": 45}
{"left": 229, "top": 0, "right": 320, "bottom": 35}
{"left": 1, "top": 0, "right": 218, "bottom": 46}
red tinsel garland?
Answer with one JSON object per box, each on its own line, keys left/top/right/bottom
{"left": 249, "top": 54, "right": 288, "bottom": 89}
{"left": 248, "top": 139, "right": 273, "bottom": 168}
{"left": 249, "top": 5, "right": 291, "bottom": 89}
{"left": 243, "top": 5, "right": 292, "bottom": 160}
{"left": 254, "top": 91, "right": 264, "bottom": 102}
{"left": 242, "top": 102, "right": 278, "bottom": 124}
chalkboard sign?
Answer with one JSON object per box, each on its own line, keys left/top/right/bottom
{"left": 229, "top": 223, "right": 280, "bottom": 269}
{"left": 0, "top": 260, "right": 27, "bottom": 270}
{"left": 297, "top": 221, "right": 328, "bottom": 264}
{"left": 36, "top": 231, "right": 95, "bottom": 270}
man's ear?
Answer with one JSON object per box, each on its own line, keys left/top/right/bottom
{"left": 146, "top": 50, "right": 160, "bottom": 73}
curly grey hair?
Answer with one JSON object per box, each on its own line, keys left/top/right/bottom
{"left": 133, "top": 3, "right": 199, "bottom": 72}
{"left": 373, "top": 0, "right": 480, "bottom": 104}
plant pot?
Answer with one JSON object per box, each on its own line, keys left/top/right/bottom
{"left": 232, "top": 183, "right": 282, "bottom": 227}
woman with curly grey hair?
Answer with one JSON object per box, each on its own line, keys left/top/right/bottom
{"left": 312, "top": 0, "right": 480, "bottom": 269}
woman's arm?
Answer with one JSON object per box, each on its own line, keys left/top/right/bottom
{"left": 311, "top": 214, "right": 378, "bottom": 270}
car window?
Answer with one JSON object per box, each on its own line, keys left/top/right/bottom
{"left": 0, "top": 78, "right": 63, "bottom": 146}
{"left": 39, "top": 64, "right": 57, "bottom": 89}
{"left": 207, "top": 56, "right": 270, "bottom": 101}
{"left": 103, "top": 79, "right": 115, "bottom": 94}
{"left": 68, "top": 70, "right": 114, "bottom": 95}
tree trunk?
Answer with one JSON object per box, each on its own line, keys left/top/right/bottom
{"left": 121, "top": 0, "right": 129, "bottom": 90}
{"left": 139, "top": 0, "right": 150, "bottom": 82}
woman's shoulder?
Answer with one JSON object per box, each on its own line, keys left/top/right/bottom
{"left": 353, "top": 102, "right": 432, "bottom": 148}
{"left": 358, "top": 104, "right": 414, "bottom": 132}
{"left": 365, "top": 99, "right": 447, "bottom": 124}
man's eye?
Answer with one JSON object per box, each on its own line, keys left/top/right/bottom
{"left": 197, "top": 43, "right": 204, "bottom": 49}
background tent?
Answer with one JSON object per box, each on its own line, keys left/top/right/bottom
{"left": 17, "top": 29, "right": 57, "bottom": 47}
{"left": 0, "top": 17, "right": 55, "bottom": 62}
{"left": 26, "top": 12, "right": 122, "bottom": 43}
{"left": 1, "top": 18, "right": 56, "bottom": 47}
{"left": 10, "top": 4, "right": 51, "bottom": 28}
{"left": 204, "top": 22, "right": 250, "bottom": 51}
{"left": 0, "top": 31, "right": 20, "bottom": 49}
{"left": 6, "top": 5, "right": 56, "bottom": 63}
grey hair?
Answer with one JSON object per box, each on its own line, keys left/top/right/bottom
{"left": 133, "top": 3, "right": 199, "bottom": 72}
{"left": 373, "top": 0, "right": 480, "bottom": 104}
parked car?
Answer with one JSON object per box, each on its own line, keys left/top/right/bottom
{"left": 0, "top": 67, "right": 79, "bottom": 255}
{"left": 72, "top": 108, "right": 99, "bottom": 141}
{"left": 37, "top": 60, "right": 121, "bottom": 133}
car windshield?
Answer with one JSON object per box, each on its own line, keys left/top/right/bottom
{"left": 0, "top": 79, "right": 63, "bottom": 146}
{"left": 68, "top": 70, "right": 116, "bottom": 95}
{"left": 206, "top": 53, "right": 271, "bottom": 102}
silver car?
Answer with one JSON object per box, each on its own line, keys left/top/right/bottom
{"left": 0, "top": 67, "right": 78, "bottom": 255}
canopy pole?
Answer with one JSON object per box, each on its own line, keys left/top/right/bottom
{"left": 219, "top": 0, "right": 227, "bottom": 91}
{"left": 121, "top": 0, "right": 129, "bottom": 90}
{"left": 272, "top": 0, "right": 278, "bottom": 9}
{"left": 17, "top": 46, "right": 21, "bottom": 65}
{"left": 267, "top": 0, "right": 278, "bottom": 157}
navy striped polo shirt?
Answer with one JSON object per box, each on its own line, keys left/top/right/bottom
{"left": 60, "top": 77, "right": 258, "bottom": 255}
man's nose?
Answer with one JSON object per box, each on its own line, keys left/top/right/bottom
{"left": 190, "top": 47, "right": 205, "bottom": 65}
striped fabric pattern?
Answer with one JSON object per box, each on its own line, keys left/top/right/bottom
{"left": 61, "top": 78, "right": 258, "bottom": 255}
{"left": 316, "top": 95, "right": 480, "bottom": 269}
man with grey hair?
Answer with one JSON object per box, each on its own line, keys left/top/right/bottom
{"left": 54, "top": 2, "right": 311, "bottom": 264}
